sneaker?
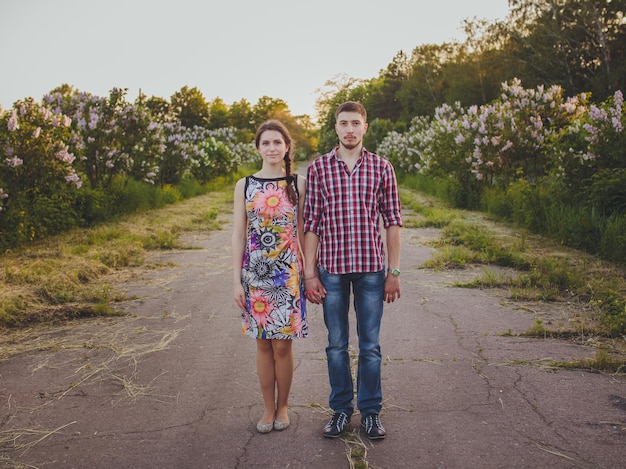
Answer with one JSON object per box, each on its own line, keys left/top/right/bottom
{"left": 322, "top": 411, "right": 350, "bottom": 438}
{"left": 361, "top": 413, "right": 386, "bottom": 440}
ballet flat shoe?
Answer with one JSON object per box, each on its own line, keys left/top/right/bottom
{"left": 273, "top": 419, "right": 290, "bottom": 431}
{"left": 256, "top": 421, "right": 274, "bottom": 433}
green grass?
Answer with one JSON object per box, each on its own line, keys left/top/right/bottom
{"left": 552, "top": 349, "right": 626, "bottom": 373}
{"left": 413, "top": 204, "right": 626, "bottom": 339}
{"left": 0, "top": 190, "right": 231, "bottom": 327}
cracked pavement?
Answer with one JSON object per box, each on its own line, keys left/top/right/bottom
{"left": 0, "top": 218, "right": 624, "bottom": 468}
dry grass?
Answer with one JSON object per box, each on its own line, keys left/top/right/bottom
{"left": 0, "top": 316, "right": 183, "bottom": 461}
{"left": 0, "top": 191, "right": 231, "bottom": 328}
{"left": 0, "top": 315, "right": 183, "bottom": 399}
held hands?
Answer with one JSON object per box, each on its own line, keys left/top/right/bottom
{"left": 304, "top": 277, "right": 326, "bottom": 304}
{"left": 384, "top": 275, "right": 401, "bottom": 303}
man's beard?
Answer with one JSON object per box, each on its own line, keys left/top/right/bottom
{"left": 340, "top": 138, "right": 361, "bottom": 150}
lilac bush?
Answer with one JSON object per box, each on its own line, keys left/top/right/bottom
{"left": 553, "top": 90, "right": 625, "bottom": 178}
{"left": 46, "top": 88, "right": 164, "bottom": 188}
{"left": 159, "top": 123, "right": 210, "bottom": 185}
{"left": 378, "top": 80, "right": 625, "bottom": 268}
{"left": 191, "top": 136, "right": 233, "bottom": 183}
{"left": 157, "top": 125, "right": 255, "bottom": 185}
{"left": 0, "top": 98, "right": 80, "bottom": 243}
{"left": 208, "top": 126, "right": 257, "bottom": 169}
{"left": 378, "top": 79, "right": 617, "bottom": 190}
{"left": 0, "top": 99, "right": 79, "bottom": 201}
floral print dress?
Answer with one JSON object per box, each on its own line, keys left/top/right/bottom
{"left": 241, "top": 175, "right": 308, "bottom": 339}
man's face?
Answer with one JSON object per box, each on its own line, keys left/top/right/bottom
{"left": 335, "top": 111, "right": 368, "bottom": 150}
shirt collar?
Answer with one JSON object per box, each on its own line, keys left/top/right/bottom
{"left": 329, "top": 146, "right": 369, "bottom": 160}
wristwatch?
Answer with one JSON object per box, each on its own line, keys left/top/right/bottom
{"left": 387, "top": 267, "right": 400, "bottom": 277}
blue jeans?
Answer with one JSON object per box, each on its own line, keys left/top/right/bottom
{"left": 319, "top": 268, "right": 385, "bottom": 418}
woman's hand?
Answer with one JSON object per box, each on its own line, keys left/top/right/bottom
{"left": 234, "top": 283, "right": 246, "bottom": 311}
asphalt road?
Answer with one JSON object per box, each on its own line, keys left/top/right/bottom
{"left": 1, "top": 213, "right": 625, "bottom": 468}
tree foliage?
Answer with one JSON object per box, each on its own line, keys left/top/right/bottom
{"left": 315, "top": 0, "right": 626, "bottom": 141}
{"left": 171, "top": 86, "right": 210, "bottom": 128}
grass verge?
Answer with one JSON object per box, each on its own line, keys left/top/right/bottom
{"left": 0, "top": 190, "right": 231, "bottom": 327}
{"left": 400, "top": 188, "right": 626, "bottom": 369}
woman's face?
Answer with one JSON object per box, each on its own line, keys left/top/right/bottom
{"left": 258, "top": 130, "right": 288, "bottom": 163}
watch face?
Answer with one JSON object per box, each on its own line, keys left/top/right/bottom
{"left": 390, "top": 268, "right": 400, "bottom": 276}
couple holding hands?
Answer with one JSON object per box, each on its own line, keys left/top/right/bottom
{"left": 232, "top": 101, "right": 402, "bottom": 440}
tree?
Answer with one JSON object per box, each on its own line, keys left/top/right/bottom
{"left": 252, "top": 96, "right": 290, "bottom": 127}
{"left": 48, "top": 83, "right": 79, "bottom": 100}
{"left": 144, "top": 95, "right": 173, "bottom": 123}
{"left": 229, "top": 98, "right": 254, "bottom": 132}
{"left": 365, "top": 51, "right": 410, "bottom": 122}
{"left": 170, "top": 86, "right": 210, "bottom": 128}
{"left": 444, "top": 18, "right": 510, "bottom": 106}
{"left": 314, "top": 74, "right": 370, "bottom": 152}
{"left": 207, "top": 97, "right": 230, "bottom": 130}
{"left": 506, "top": 0, "right": 626, "bottom": 100}
{"left": 396, "top": 43, "right": 452, "bottom": 121}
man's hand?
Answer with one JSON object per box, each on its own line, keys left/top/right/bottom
{"left": 384, "top": 275, "right": 401, "bottom": 303}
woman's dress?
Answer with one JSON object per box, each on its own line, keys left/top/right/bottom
{"left": 240, "top": 175, "right": 307, "bottom": 339}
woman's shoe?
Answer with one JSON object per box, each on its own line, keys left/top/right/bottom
{"left": 256, "top": 421, "right": 274, "bottom": 433}
{"left": 273, "top": 419, "right": 290, "bottom": 431}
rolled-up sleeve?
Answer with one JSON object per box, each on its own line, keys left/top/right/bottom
{"left": 380, "top": 162, "right": 403, "bottom": 228}
{"left": 303, "top": 162, "right": 321, "bottom": 234}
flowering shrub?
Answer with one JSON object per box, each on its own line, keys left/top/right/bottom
{"left": 46, "top": 88, "right": 164, "bottom": 188}
{"left": 191, "top": 137, "right": 236, "bottom": 184}
{"left": 0, "top": 87, "right": 259, "bottom": 250}
{"left": 551, "top": 90, "right": 626, "bottom": 214}
{"left": 116, "top": 102, "right": 164, "bottom": 184}
{"left": 378, "top": 79, "right": 623, "bottom": 197}
{"left": 159, "top": 122, "right": 208, "bottom": 185}
{"left": 208, "top": 126, "right": 257, "bottom": 167}
{"left": 467, "top": 80, "right": 585, "bottom": 185}
{"left": 377, "top": 116, "right": 430, "bottom": 174}
{"left": 378, "top": 79, "right": 625, "bottom": 268}
{"left": 0, "top": 98, "right": 81, "bottom": 244}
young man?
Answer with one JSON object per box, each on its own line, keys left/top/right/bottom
{"left": 303, "top": 101, "right": 402, "bottom": 440}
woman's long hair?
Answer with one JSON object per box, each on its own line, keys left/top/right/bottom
{"left": 255, "top": 120, "right": 298, "bottom": 206}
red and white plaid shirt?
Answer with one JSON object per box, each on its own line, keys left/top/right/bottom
{"left": 303, "top": 147, "right": 403, "bottom": 274}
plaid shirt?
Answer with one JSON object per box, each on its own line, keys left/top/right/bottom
{"left": 303, "top": 147, "right": 403, "bottom": 274}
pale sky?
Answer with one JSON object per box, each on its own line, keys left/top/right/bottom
{"left": 0, "top": 0, "right": 510, "bottom": 119}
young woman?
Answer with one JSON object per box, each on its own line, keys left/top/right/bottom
{"left": 232, "top": 120, "right": 308, "bottom": 433}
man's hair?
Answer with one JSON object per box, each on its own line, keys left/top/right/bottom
{"left": 335, "top": 101, "right": 367, "bottom": 122}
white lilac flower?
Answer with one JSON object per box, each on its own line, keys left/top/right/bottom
{"left": 7, "top": 110, "right": 18, "bottom": 131}
{"left": 6, "top": 156, "right": 23, "bottom": 167}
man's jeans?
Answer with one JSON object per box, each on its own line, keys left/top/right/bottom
{"left": 319, "top": 268, "right": 385, "bottom": 417}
